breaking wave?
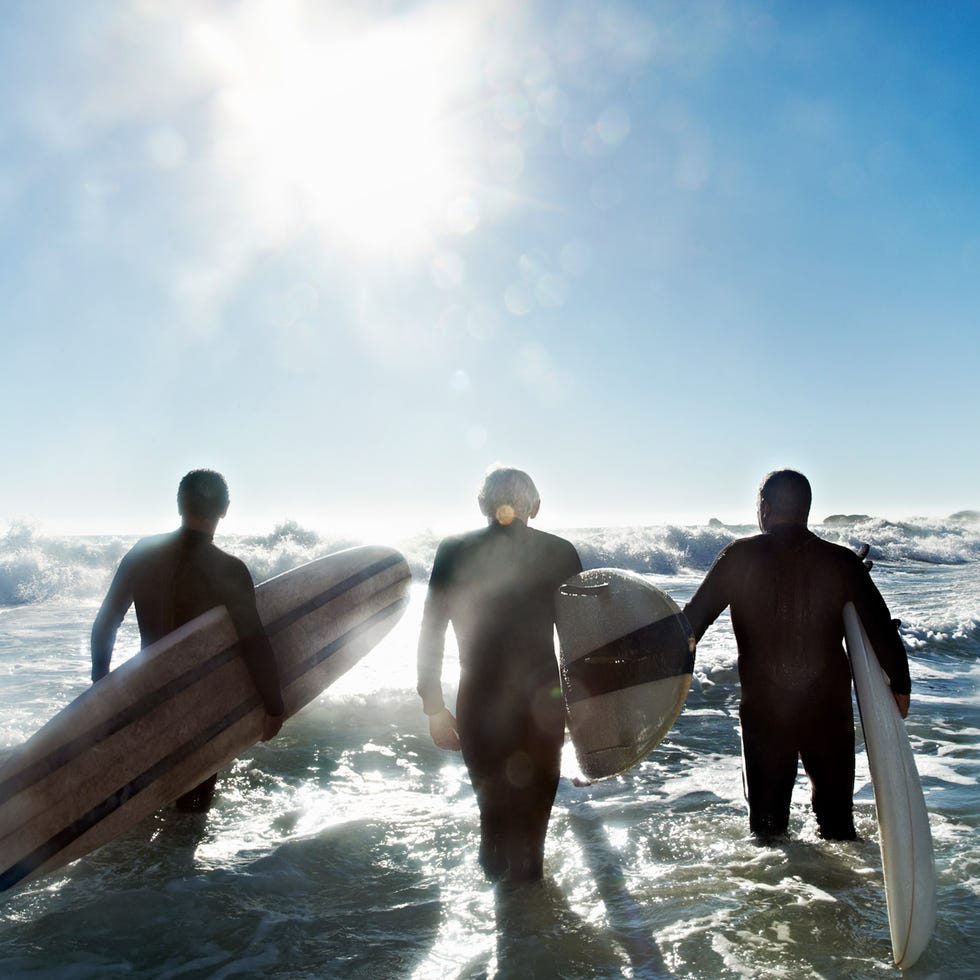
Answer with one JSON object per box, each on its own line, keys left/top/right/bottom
{"left": 1, "top": 513, "right": 977, "bottom": 607}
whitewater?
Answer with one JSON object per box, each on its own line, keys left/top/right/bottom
{"left": 1, "top": 515, "right": 977, "bottom": 979}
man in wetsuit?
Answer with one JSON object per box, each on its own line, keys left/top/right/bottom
{"left": 91, "top": 469, "right": 285, "bottom": 813}
{"left": 417, "top": 466, "right": 582, "bottom": 882}
{"left": 683, "top": 469, "right": 912, "bottom": 840}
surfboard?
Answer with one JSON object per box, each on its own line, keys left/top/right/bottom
{"left": 843, "top": 602, "right": 935, "bottom": 970}
{"left": 556, "top": 569, "right": 695, "bottom": 780}
{"left": 0, "top": 545, "right": 411, "bottom": 895}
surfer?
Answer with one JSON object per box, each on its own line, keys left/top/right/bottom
{"left": 682, "top": 469, "right": 912, "bottom": 840}
{"left": 417, "top": 465, "right": 582, "bottom": 882}
{"left": 90, "top": 469, "right": 285, "bottom": 813}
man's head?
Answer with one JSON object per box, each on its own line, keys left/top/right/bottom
{"left": 477, "top": 465, "right": 541, "bottom": 526}
{"left": 757, "top": 469, "right": 811, "bottom": 530}
{"left": 177, "top": 469, "right": 230, "bottom": 523}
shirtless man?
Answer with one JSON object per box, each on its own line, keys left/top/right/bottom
{"left": 683, "top": 469, "right": 911, "bottom": 840}
{"left": 417, "top": 466, "right": 582, "bottom": 881}
{"left": 91, "top": 469, "right": 284, "bottom": 812}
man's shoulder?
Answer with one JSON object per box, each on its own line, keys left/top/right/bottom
{"left": 528, "top": 525, "right": 577, "bottom": 552}
{"left": 809, "top": 533, "right": 864, "bottom": 567}
{"left": 709, "top": 532, "right": 777, "bottom": 573}
{"left": 206, "top": 540, "right": 251, "bottom": 576}
{"left": 723, "top": 532, "right": 766, "bottom": 557}
{"left": 435, "top": 529, "right": 475, "bottom": 554}
{"left": 754, "top": 527, "right": 864, "bottom": 570}
{"left": 428, "top": 529, "right": 481, "bottom": 581}
{"left": 438, "top": 523, "right": 577, "bottom": 560}
{"left": 125, "top": 531, "right": 179, "bottom": 562}
{"left": 524, "top": 526, "right": 581, "bottom": 574}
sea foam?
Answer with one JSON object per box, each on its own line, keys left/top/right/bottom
{"left": 1, "top": 514, "right": 977, "bottom": 607}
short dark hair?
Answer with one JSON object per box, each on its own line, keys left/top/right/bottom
{"left": 177, "top": 469, "right": 230, "bottom": 519}
{"left": 758, "top": 469, "right": 811, "bottom": 523}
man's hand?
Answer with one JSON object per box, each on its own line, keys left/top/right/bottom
{"left": 855, "top": 542, "right": 873, "bottom": 571}
{"left": 262, "top": 712, "right": 285, "bottom": 741}
{"left": 428, "top": 708, "right": 461, "bottom": 751}
{"left": 893, "top": 693, "right": 910, "bottom": 719}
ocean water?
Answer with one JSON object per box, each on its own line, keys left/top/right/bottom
{"left": 0, "top": 516, "right": 977, "bottom": 979}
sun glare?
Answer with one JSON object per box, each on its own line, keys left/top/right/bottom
{"left": 193, "top": 3, "right": 483, "bottom": 257}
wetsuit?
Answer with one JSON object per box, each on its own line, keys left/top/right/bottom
{"left": 683, "top": 525, "right": 911, "bottom": 839}
{"left": 418, "top": 519, "right": 582, "bottom": 880}
{"left": 91, "top": 528, "right": 284, "bottom": 812}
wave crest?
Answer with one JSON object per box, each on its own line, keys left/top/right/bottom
{"left": 2, "top": 514, "right": 977, "bottom": 606}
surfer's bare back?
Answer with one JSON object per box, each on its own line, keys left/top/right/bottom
{"left": 91, "top": 469, "right": 285, "bottom": 812}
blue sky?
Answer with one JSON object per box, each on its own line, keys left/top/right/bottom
{"left": 1, "top": 0, "right": 978, "bottom": 535}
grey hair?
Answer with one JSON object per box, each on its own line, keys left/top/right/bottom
{"left": 477, "top": 465, "right": 540, "bottom": 524}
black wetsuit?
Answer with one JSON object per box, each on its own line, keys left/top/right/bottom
{"left": 417, "top": 519, "right": 582, "bottom": 881}
{"left": 91, "top": 528, "right": 284, "bottom": 812}
{"left": 683, "top": 525, "right": 911, "bottom": 839}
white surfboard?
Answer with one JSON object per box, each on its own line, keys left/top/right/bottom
{"left": 0, "top": 545, "right": 411, "bottom": 895}
{"left": 843, "top": 602, "right": 935, "bottom": 970}
{"left": 556, "top": 569, "right": 695, "bottom": 780}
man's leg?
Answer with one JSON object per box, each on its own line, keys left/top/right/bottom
{"left": 500, "top": 689, "right": 563, "bottom": 882}
{"left": 801, "top": 705, "right": 857, "bottom": 840}
{"left": 500, "top": 742, "right": 561, "bottom": 881}
{"left": 458, "top": 692, "right": 512, "bottom": 881}
{"left": 469, "top": 769, "right": 510, "bottom": 881}
{"left": 175, "top": 773, "right": 218, "bottom": 813}
{"left": 740, "top": 709, "right": 799, "bottom": 838}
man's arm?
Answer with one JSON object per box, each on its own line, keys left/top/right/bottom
{"left": 893, "top": 692, "right": 911, "bottom": 719}
{"left": 852, "top": 558, "right": 912, "bottom": 716}
{"left": 563, "top": 539, "right": 584, "bottom": 579}
{"left": 682, "top": 545, "right": 735, "bottom": 643}
{"left": 224, "top": 560, "right": 286, "bottom": 740}
{"left": 90, "top": 554, "right": 136, "bottom": 682}
{"left": 239, "top": 632, "right": 286, "bottom": 740}
{"left": 417, "top": 540, "right": 459, "bottom": 750}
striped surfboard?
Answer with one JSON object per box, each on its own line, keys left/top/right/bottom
{"left": 557, "top": 568, "right": 695, "bottom": 780}
{"left": 0, "top": 545, "right": 411, "bottom": 894}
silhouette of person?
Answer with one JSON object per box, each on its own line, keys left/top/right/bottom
{"left": 418, "top": 466, "right": 582, "bottom": 881}
{"left": 683, "top": 469, "right": 911, "bottom": 840}
{"left": 91, "top": 469, "right": 285, "bottom": 813}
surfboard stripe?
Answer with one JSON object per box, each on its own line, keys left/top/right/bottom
{"left": 0, "top": 694, "right": 263, "bottom": 893}
{"left": 0, "top": 597, "right": 407, "bottom": 893}
{"left": 284, "top": 596, "right": 410, "bottom": 685}
{"left": 0, "top": 642, "right": 241, "bottom": 805}
{"left": 562, "top": 613, "right": 695, "bottom": 704}
{"left": 0, "top": 557, "right": 405, "bottom": 805}
{"left": 264, "top": 554, "right": 405, "bottom": 637}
